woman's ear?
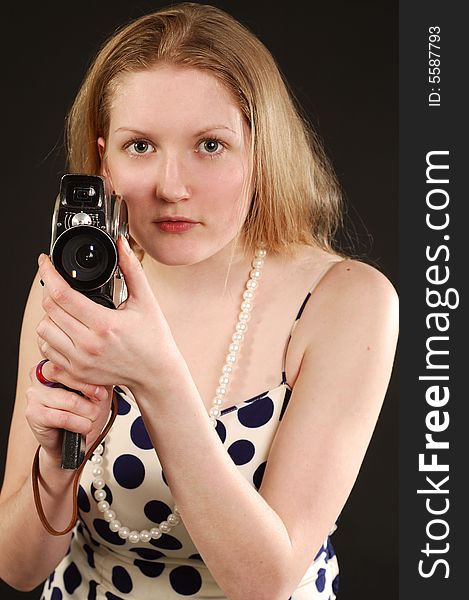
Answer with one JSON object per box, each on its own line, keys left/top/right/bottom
{"left": 97, "top": 137, "right": 107, "bottom": 176}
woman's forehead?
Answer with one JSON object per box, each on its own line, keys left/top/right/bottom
{"left": 108, "top": 66, "right": 246, "bottom": 135}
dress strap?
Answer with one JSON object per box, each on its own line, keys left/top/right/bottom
{"left": 281, "top": 259, "right": 347, "bottom": 384}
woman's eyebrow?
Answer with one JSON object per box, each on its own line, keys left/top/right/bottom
{"left": 113, "top": 125, "right": 238, "bottom": 136}
{"left": 193, "top": 125, "right": 238, "bottom": 136}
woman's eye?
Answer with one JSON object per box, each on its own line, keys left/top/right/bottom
{"left": 126, "top": 140, "right": 154, "bottom": 155}
{"left": 199, "top": 138, "right": 224, "bottom": 155}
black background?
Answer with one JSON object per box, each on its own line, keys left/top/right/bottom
{"left": 1, "top": 1, "right": 397, "bottom": 598}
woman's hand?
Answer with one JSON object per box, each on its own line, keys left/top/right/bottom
{"left": 25, "top": 361, "right": 113, "bottom": 466}
{"left": 36, "top": 236, "right": 181, "bottom": 392}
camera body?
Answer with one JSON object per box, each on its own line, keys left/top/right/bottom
{"left": 49, "top": 174, "right": 128, "bottom": 469}
{"left": 50, "top": 174, "right": 128, "bottom": 309}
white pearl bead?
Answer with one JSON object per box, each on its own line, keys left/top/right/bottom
{"left": 118, "top": 526, "right": 130, "bottom": 539}
{"left": 243, "top": 290, "right": 254, "bottom": 300}
{"left": 241, "top": 301, "right": 252, "bottom": 311}
{"left": 167, "top": 514, "right": 180, "bottom": 526}
{"left": 250, "top": 269, "right": 261, "bottom": 279}
{"left": 210, "top": 417, "right": 218, "bottom": 427}
{"left": 219, "top": 375, "right": 230, "bottom": 385}
{"left": 223, "top": 362, "right": 234, "bottom": 372}
{"left": 150, "top": 527, "right": 162, "bottom": 539}
{"left": 92, "top": 466, "right": 103, "bottom": 477}
{"left": 238, "top": 311, "right": 250, "bottom": 322}
{"left": 209, "top": 407, "right": 221, "bottom": 418}
{"left": 94, "top": 489, "right": 106, "bottom": 501}
{"left": 159, "top": 521, "right": 171, "bottom": 533}
{"left": 104, "top": 509, "right": 116, "bottom": 522}
{"left": 94, "top": 444, "right": 104, "bottom": 455}
{"left": 231, "top": 333, "right": 243, "bottom": 343}
{"left": 213, "top": 397, "right": 223, "bottom": 406}
{"left": 226, "top": 352, "right": 237, "bottom": 363}
{"left": 255, "top": 248, "right": 267, "bottom": 257}
{"left": 139, "top": 530, "right": 151, "bottom": 542}
{"left": 235, "top": 322, "right": 247, "bottom": 332}
{"left": 97, "top": 500, "right": 109, "bottom": 512}
{"left": 109, "top": 520, "right": 121, "bottom": 532}
{"left": 228, "top": 343, "right": 240, "bottom": 353}
{"left": 216, "top": 385, "right": 227, "bottom": 396}
{"left": 128, "top": 530, "right": 140, "bottom": 544}
{"left": 93, "top": 478, "right": 105, "bottom": 490}
{"left": 91, "top": 455, "right": 103, "bottom": 464}
{"left": 246, "top": 279, "right": 258, "bottom": 290}
{"left": 253, "top": 258, "right": 264, "bottom": 268}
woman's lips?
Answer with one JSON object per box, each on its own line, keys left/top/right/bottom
{"left": 156, "top": 221, "right": 198, "bottom": 233}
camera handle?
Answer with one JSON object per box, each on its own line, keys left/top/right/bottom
{"left": 61, "top": 389, "right": 87, "bottom": 469}
{"left": 60, "top": 293, "right": 117, "bottom": 470}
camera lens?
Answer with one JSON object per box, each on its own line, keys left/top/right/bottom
{"left": 51, "top": 226, "right": 117, "bottom": 291}
{"left": 75, "top": 243, "right": 101, "bottom": 270}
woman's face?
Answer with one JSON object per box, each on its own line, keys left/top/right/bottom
{"left": 99, "top": 65, "right": 252, "bottom": 266}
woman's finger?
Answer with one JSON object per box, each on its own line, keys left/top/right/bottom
{"left": 36, "top": 335, "right": 71, "bottom": 371}
{"left": 36, "top": 316, "right": 75, "bottom": 361}
{"left": 38, "top": 254, "right": 107, "bottom": 330}
{"left": 29, "top": 361, "right": 108, "bottom": 402}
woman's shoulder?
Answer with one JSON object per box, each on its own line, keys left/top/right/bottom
{"left": 294, "top": 245, "right": 397, "bottom": 299}
{"left": 289, "top": 245, "right": 399, "bottom": 335}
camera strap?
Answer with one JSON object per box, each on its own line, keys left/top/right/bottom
{"left": 31, "top": 388, "right": 119, "bottom": 536}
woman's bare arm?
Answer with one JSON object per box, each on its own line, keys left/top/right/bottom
{"left": 1, "top": 257, "right": 121, "bottom": 592}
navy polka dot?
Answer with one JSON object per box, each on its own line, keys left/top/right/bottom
{"left": 238, "top": 395, "right": 274, "bottom": 428}
{"left": 149, "top": 533, "right": 183, "bottom": 550}
{"left": 83, "top": 543, "right": 95, "bottom": 568}
{"left": 48, "top": 570, "right": 55, "bottom": 589}
{"left": 253, "top": 460, "right": 267, "bottom": 489}
{"left": 130, "top": 416, "right": 153, "bottom": 449}
{"left": 161, "top": 469, "right": 169, "bottom": 486}
{"left": 169, "top": 565, "right": 202, "bottom": 595}
{"left": 78, "top": 485, "right": 90, "bottom": 512}
{"left": 189, "top": 553, "right": 204, "bottom": 561}
{"left": 88, "top": 580, "right": 98, "bottom": 600}
{"left": 117, "top": 393, "right": 131, "bottom": 415}
{"left": 129, "top": 547, "right": 167, "bottom": 560}
{"left": 315, "top": 567, "right": 326, "bottom": 592}
{"left": 93, "top": 519, "right": 125, "bottom": 546}
{"left": 91, "top": 482, "right": 113, "bottom": 505}
{"left": 113, "top": 454, "right": 145, "bottom": 489}
{"left": 227, "top": 439, "right": 255, "bottom": 465}
{"left": 215, "top": 419, "right": 227, "bottom": 443}
{"left": 332, "top": 574, "right": 340, "bottom": 595}
{"left": 63, "top": 561, "right": 82, "bottom": 594}
{"left": 133, "top": 559, "right": 165, "bottom": 578}
{"left": 105, "top": 593, "right": 124, "bottom": 600}
{"left": 51, "top": 588, "right": 63, "bottom": 600}
{"left": 144, "top": 500, "right": 172, "bottom": 523}
{"left": 326, "top": 537, "right": 336, "bottom": 559}
{"left": 79, "top": 518, "right": 101, "bottom": 547}
{"left": 112, "top": 565, "right": 133, "bottom": 593}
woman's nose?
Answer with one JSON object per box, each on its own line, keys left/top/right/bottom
{"left": 156, "top": 152, "right": 190, "bottom": 203}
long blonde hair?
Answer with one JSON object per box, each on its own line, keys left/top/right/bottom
{"left": 66, "top": 2, "right": 346, "bottom": 260}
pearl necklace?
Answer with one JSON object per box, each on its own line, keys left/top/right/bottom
{"left": 90, "top": 247, "right": 267, "bottom": 544}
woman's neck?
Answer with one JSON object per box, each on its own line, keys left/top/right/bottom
{"left": 140, "top": 240, "right": 256, "bottom": 304}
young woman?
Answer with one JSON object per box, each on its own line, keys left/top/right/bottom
{"left": 0, "top": 3, "right": 398, "bottom": 599}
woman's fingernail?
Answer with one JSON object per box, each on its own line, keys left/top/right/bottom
{"left": 120, "top": 235, "right": 132, "bottom": 255}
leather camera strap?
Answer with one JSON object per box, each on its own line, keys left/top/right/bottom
{"left": 31, "top": 388, "right": 119, "bottom": 536}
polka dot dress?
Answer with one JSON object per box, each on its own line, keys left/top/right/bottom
{"left": 40, "top": 269, "right": 341, "bottom": 599}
